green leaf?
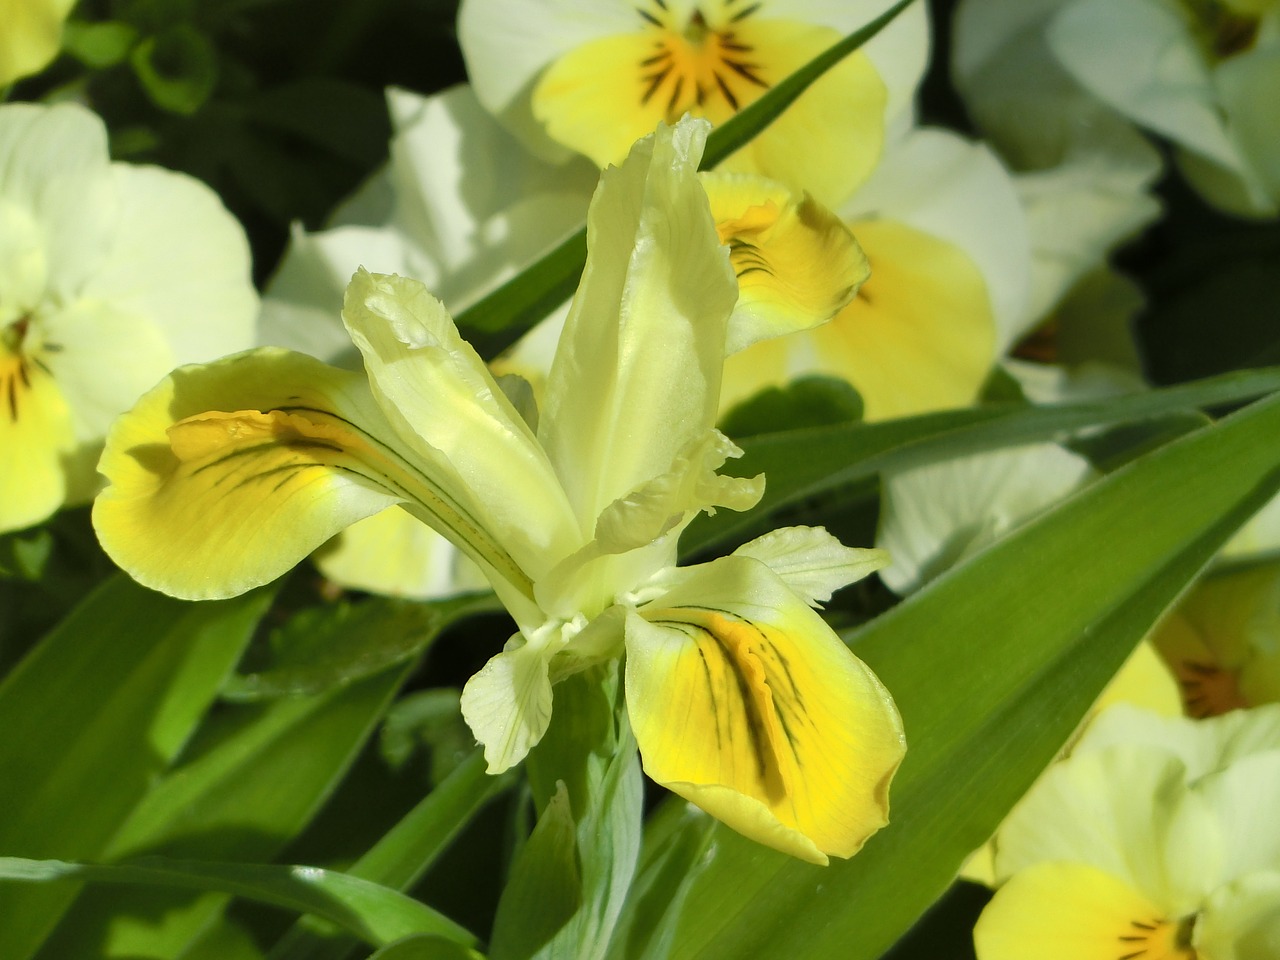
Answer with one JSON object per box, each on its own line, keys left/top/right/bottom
{"left": 38, "top": 659, "right": 414, "bottom": 959}
{"left": 455, "top": 0, "right": 920, "bottom": 357}
{"left": 489, "top": 785, "right": 582, "bottom": 960}
{"left": 683, "top": 366, "right": 1280, "bottom": 554}
{"left": 225, "top": 594, "right": 497, "bottom": 700}
{"left": 0, "top": 857, "right": 474, "bottom": 949}
{"left": 367, "top": 935, "right": 487, "bottom": 960}
{"left": 0, "top": 577, "right": 270, "bottom": 958}
{"left": 493, "top": 670, "right": 644, "bottom": 960}
{"left": 719, "top": 376, "right": 864, "bottom": 438}
{"left": 603, "top": 804, "right": 716, "bottom": 960}
{"left": 662, "top": 392, "right": 1280, "bottom": 958}
{"left": 130, "top": 25, "right": 218, "bottom": 115}
{"left": 267, "top": 749, "right": 513, "bottom": 960}
{"left": 62, "top": 20, "right": 139, "bottom": 68}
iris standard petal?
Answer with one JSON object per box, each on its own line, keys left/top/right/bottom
{"left": 94, "top": 348, "right": 525, "bottom": 602}
{"left": 974, "top": 861, "right": 1195, "bottom": 960}
{"left": 624, "top": 554, "right": 904, "bottom": 863}
{"left": 539, "top": 118, "right": 737, "bottom": 531}
{"left": 342, "top": 269, "right": 580, "bottom": 581}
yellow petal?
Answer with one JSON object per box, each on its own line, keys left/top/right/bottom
{"left": 0, "top": 0, "right": 76, "bottom": 86}
{"left": 531, "top": 11, "right": 885, "bottom": 205}
{"left": 624, "top": 555, "right": 905, "bottom": 863}
{"left": 721, "top": 218, "right": 998, "bottom": 421}
{"left": 0, "top": 344, "right": 74, "bottom": 533}
{"left": 702, "top": 171, "right": 869, "bottom": 354}
{"left": 93, "top": 348, "right": 526, "bottom": 602}
{"left": 975, "top": 861, "right": 1194, "bottom": 960}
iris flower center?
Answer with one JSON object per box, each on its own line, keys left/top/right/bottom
{"left": 1175, "top": 657, "right": 1248, "bottom": 717}
{"left": 1183, "top": 0, "right": 1262, "bottom": 59}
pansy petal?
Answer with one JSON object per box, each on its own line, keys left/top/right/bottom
{"left": 539, "top": 118, "right": 737, "bottom": 528}
{"left": 1196, "top": 871, "right": 1280, "bottom": 960}
{"left": 314, "top": 506, "right": 487, "bottom": 600}
{"left": 83, "top": 165, "right": 257, "bottom": 364}
{"left": 0, "top": 347, "right": 74, "bottom": 533}
{"left": 342, "top": 269, "right": 578, "bottom": 580}
{"left": 974, "top": 861, "right": 1189, "bottom": 960}
{"left": 731, "top": 526, "right": 887, "bottom": 606}
{"left": 625, "top": 555, "right": 905, "bottom": 863}
{"left": 1048, "top": 0, "right": 1241, "bottom": 172}
{"left": 702, "top": 172, "right": 868, "bottom": 355}
{"left": 722, "top": 217, "right": 997, "bottom": 420}
{"left": 93, "top": 348, "right": 517, "bottom": 602}
{"left": 459, "top": 635, "right": 557, "bottom": 773}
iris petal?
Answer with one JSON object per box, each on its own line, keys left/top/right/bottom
{"left": 94, "top": 348, "right": 527, "bottom": 601}
{"left": 624, "top": 555, "right": 904, "bottom": 863}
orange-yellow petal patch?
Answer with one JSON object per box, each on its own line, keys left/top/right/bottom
{"left": 624, "top": 555, "right": 904, "bottom": 863}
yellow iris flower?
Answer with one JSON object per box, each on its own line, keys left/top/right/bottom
{"left": 94, "top": 118, "right": 905, "bottom": 864}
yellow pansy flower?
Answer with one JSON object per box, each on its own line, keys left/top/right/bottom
{"left": 0, "top": 102, "right": 256, "bottom": 534}
{"left": 457, "top": 0, "right": 930, "bottom": 207}
{"left": 95, "top": 119, "right": 904, "bottom": 864}
{"left": 976, "top": 704, "right": 1280, "bottom": 960}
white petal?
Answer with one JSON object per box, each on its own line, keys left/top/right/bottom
{"left": 876, "top": 443, "right": 1095, "bottom": 595}
{"left": 731, "top": 526, "right": 886, "bottom": 606}
{"left": 844, "top": 127, "right": 1032, "bottom": 351}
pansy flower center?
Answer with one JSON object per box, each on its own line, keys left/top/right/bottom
{"left": 636, "top": 1, "right": 769, "bottom": 121}
{"left": 1175, "top": 657, "right": 1248, "bottom": 717}
{"left": 1182, "top": 0, "right": 1265, "bottom": 59}
{"left": 1118, "top": 913, "right": 1198, "bottom": 960}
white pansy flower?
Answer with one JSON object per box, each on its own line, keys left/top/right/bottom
{"left": 0, "top": 102, "right": 256, "bottom": 534}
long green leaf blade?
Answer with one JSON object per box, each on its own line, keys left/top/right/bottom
{"left": 0, "top": 857, "right": 474, "bottom": 949}
{"left": 0, "top": 576, "right": 270, "bottom": 958}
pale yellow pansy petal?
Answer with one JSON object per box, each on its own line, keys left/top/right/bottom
{"left": 530, "top": 11, "right": 885, "bottom": 206}
{"left": 1196, "top": 871, "right": 1280, "bottom": 960}
{"left": 1048, "top": 0, "right": 1241, "bottom": 173}
{"left": 876, "top": 443, "right": 1095, "bottom": 596}
{"left": 701, "top": 171, "right": 868, "bottom": 355}
{"left": 723, "top": 218, "right": 996, "bottom": 420}
{"left": 540, "top": 118, "right": 736, "bottom": 529}
{"left": 0, "top": 343, "right": 74, "bottom": 533}
{"left": 1196, "top": 754, "right": 1280, "bottom": 886}
{"left": 314, "top": 506, "right": 487, "bottom": 600}
{"left": 624, "top": 555, "right": 905, "bottom": 863}
{"left": 93, "top": 348, "right": 504, "bottom": 602}
{"left": 730, "top": 526, "right": 887, "bottom": 607}
{"left": 85, "top": 165, "right": 257, "bottom": 364}
{"left": 1079, "top": 704, "right": 1280, "bottom": 785}
{"left": 38, "top": 299, "right": 175, "bottom": 505}
{"left": 459, "top": 633, "right": 559, "bottom": 773}
{"left": 342, "top": 269, "right": 578, "bottom": 581}
{"left": 974, "top": 861, "right": 1194, "bottom": 960}
{"left": 709, "top": 21, "right": 886, "bottom": 207}
{"left": 1089, "top": 642, "right": 1183, "bottom": 720}
{"left": 0, "top": 0, "right": 76, "bottom": 85}
{"left": 992, "top": 746, "right": 1222, "bottom": 910}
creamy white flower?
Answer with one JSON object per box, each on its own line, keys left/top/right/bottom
{"left": 0, "top": 102, "right": 256, "bottom": 534}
